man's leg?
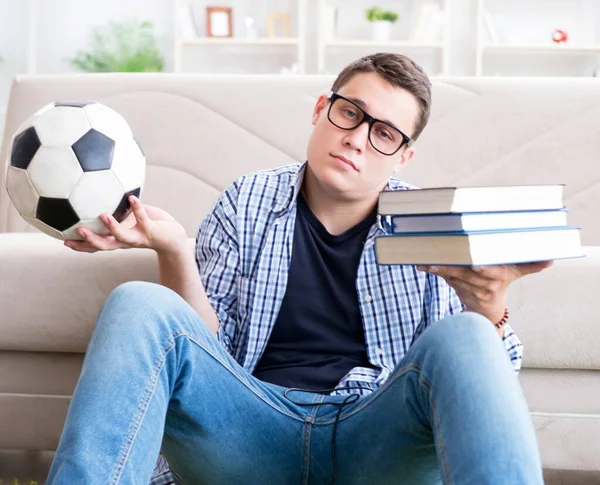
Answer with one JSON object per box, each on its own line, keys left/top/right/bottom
{"left": 47, "top": 281, "right": 313, "bottom": 485}
{"left": 307, "top": 313, "right": 543, "bottom": 485}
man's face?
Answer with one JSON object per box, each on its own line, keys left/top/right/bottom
{"left": 306, "top": 72, "right": 420, "bottom": 200}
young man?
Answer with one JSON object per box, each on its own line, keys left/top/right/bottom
{"left": 48, "top": 53, "right": 550, "bottom": 485}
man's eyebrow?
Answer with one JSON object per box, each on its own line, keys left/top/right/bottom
{"left": 346, "top": 95, "right": 402, "bottom": 132}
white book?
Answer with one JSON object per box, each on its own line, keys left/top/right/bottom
{"left": 375, "top": 227, "right": 583, "bottom": 266}
{"left": 378, "top": 185, "right": 564, "bottom": 216}
{"left": 391, "top": 209, "right": 568, "bottom": 233}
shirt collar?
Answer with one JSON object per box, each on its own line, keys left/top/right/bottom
{"left": 272, "top": 161, "right": 307, "bottom": 214}
{"left": 271, "top": 160, "right": 407, "bottom": 235}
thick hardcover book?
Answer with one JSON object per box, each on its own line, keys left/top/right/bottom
{"left": 375, "top": 226, "right": 583, "bottom": 266}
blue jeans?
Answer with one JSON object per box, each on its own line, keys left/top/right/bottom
{"left": 47, "top": 282, "right": 543, "bottom": 485}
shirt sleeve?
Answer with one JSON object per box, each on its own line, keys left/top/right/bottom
{"left": 195, "top": 181, "right": 240, "bottom": 355}
{"left": 500, "top": 323, "right": 523, "bottom": 373}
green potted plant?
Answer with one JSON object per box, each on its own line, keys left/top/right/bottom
{"left": 70, "top": 19, "right": 164, "bottom": 72}
{"left": 366, "top": 6, "right": 399, "bottom": 42}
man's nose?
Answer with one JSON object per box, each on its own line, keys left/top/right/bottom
{"left": 342, "top": 121, "right": 369, "bottom": 152}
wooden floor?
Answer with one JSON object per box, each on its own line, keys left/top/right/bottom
{"left": 1, "top": 450, "right": 599, "bottom": 484}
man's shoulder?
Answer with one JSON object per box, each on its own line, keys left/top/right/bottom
{"left": 217, "top": 162, "right": 302, "bottom": 216}
{"left": 236, "top": 162, "right": 303, "bottom": 189}
{"left": 387, "top": 177, "right": 418, "bottom": 191}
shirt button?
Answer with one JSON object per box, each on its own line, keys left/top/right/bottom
{"left": 376, "top": 347, "right": 384, "bottom": 356}
{"left": 365, "top": 294, "right": 373, "bottom": 303}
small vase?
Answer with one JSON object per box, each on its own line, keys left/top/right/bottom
{"left": 372, "top": 21, "right": 391, "bottom": 42}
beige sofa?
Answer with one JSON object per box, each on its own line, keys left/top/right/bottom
{"left": 1, "top": 74, "right": 599, "bottom": 481}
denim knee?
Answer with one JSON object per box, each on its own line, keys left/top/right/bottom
{"left": 104, "top": 281, "right": 171, "bottom": 312}
{"left": 107, "top": 281, "right": 168, "bottom": 304}
{"left": 97, "top": 281, "right": 183, "bottom": 332}
{"left": 98, "top": 281, "right": 215, "bottom": 345}
{"left": 415, "top": 312, "right": 505, "bottom": 367}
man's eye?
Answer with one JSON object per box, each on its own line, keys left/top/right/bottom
{"left": 343, "top": 109, "right": 357, "bottom": 118}
{"left": 377, "top": 128, "right": 392, "bottom": 140}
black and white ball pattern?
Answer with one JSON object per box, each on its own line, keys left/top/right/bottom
{"left": 5, "top": 100, "right": 145, "bottom": 240}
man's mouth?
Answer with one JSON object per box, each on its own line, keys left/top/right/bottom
{"left": 331, "top": 154, "right": 359, "bottom": 171}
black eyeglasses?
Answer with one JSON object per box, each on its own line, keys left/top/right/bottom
{"left": 326, "top": 92, "right": 413, "bottom": 156}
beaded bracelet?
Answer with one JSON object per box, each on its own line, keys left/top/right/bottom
{"left": 494, "top": 307, "right": 510, "bottom": 329}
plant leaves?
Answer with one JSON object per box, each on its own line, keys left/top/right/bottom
{"left": 70, "top": 19, "right": 164, "bottom": 73}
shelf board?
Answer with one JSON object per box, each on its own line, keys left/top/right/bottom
{"left": 180, "top": 37, "right": 299, "bottom": 46}
{"left": 483, "top": 43, "right": 600, "bottom": 54}
{"left": 324, "top": 40, "right": 444, "bottom": 49}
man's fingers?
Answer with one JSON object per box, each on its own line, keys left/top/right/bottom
{"left": 416, "top": 264, "right": 489, "bottom": 286}
{"left": 100, "top": 214, "right": 139, "bottom": 246}
{"left": 512, "top": 260, "right": 554, "bottom": 277}
{"left": 130, "top": 196, "right": 151, "bottom": 230}
{"left": 442, "top": 275, "right": 497, "bottom": 304}
{"left": 64, "top": 240, "right": 100, "bottom": 253}
{"left": 75, "top": 228, "right": 122, "bottom": 251}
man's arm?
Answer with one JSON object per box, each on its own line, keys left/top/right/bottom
{"left": 159, "top": 181, "right": 241, "bottom": 346}
{"left": 158, "top": 246, "right": 220, "bottom": 334}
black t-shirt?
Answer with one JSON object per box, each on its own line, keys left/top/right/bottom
{"left": 253, "top": 192, "right": 377, "bottom": 391}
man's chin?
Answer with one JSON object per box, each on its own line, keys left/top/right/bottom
{"left": 313, "top": 168, "right": 357, "bottom": 194}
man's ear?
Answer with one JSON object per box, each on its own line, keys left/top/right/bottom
{"left": 392, "top": 146, "right": 416, "bottom": 174}
{"left": 311, "top": 95, "right": 329, "bottom": 126}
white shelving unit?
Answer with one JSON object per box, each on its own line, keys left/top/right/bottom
{"left": 173, "top": 0, "right": 307, "bottom": 74}
{"left": 475, "top": 0, "right": 600, "bottom": 76}
{"left": 316, "top": 0, "right": 451, "bottom": 76}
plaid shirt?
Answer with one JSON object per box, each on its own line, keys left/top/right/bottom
{"left": 150, "top": 161, "right": 523, "bottom": 484}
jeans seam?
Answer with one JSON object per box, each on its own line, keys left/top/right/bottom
{"left": 302, "top": 421, "right": 313, "bottom": 485}
{"left": 110, "top": 335, "right": 175, "bottom": 484}
{"left": 418, "top": 372, "right": 453, "bottom": 485}
{"left": 302, "top": 397, "right": 325, "bottom": 485}
{"left": 175, "top": 330, "right": 306, "bottom": 422}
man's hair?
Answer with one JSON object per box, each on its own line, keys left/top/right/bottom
{"left": 331, "top": 53, "right": 432, "bottom": 141}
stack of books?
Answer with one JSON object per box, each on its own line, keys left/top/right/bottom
{"left": 375, "top": 184, "right": 584, "bottom": 266}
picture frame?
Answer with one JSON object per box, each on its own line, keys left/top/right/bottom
{"left": 267, "top": 13, "right": 291, "bottom": 38}
{"left": 206, "top": 6, "right": 233, "bottom": 38}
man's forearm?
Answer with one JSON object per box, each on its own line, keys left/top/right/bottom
{"left": 157, "top": 247, "right": 220, "bottom": 334}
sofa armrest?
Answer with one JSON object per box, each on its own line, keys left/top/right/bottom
{"left": 508, "top": 246, "right": 600, "bottom": 370}
{"left": 0, "top": 233, "right": 178, "bottom": 352}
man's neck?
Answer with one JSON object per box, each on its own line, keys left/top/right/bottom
{"left": 301, "top": 166, "right": 380, "bottom": 236}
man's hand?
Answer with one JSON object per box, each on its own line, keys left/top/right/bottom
{"left": 64, "top": 196, "right": 187, "bottom": 256}
{"left": 416, "top": 261, "right": 553, "bottom": 327}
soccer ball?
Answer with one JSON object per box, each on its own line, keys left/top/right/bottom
{"left": 5, "top": 100, "right": 145, "bottom": 241}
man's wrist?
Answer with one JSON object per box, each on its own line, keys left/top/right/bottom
{"left": 156, "top": 242, "right": 191, "bottom": 264}
{"left": 155, "top": 236, "right": 189, "bottom": 258}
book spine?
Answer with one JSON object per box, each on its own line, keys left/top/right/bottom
{"left": 381, "top": 226, "right": 579, "bottom": 238}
